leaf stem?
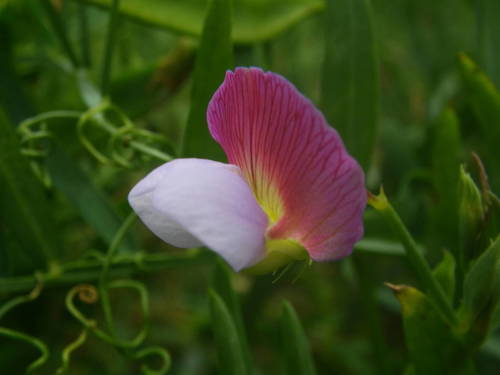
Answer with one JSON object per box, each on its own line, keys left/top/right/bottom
{"left": 369, "top": 189, "right": 458, "bottom": 326}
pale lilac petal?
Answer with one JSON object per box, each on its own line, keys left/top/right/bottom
{"left": 129, "top": 158, "right": 268, "bottom": 271}
{"left": 207, "top": 68, "right": 366, "bottom": 261}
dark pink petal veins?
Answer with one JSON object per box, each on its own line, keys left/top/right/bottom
{"left": 207, "top": 67, "right": 367, "bottom": 261}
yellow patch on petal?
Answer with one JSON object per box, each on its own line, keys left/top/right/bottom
{"left": 244, "top": 238, "right": 308, "bottom": 275}
{"left": 244, "top": 168, "right": 283, "bottom": 225}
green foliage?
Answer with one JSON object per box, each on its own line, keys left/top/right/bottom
{"left": 459, "top": 54, "right": 500, "bottom": 191}
{"left": 461, "top": 235, "right": 500, "bottom": 343}
{"left": 75, "top": 0, "right": 324, "bottom": 43}
{"left": 208, "top": 290, "right": 250, "bottom": 375}
{"left": 183, "top": 0, "right": 233, "bottom": 160}
{"left": 458, "top": 165, "right": 485, "bottom": 266}
{"left": 321, "top": 0, "right": 378, "bottom": 171}
{"left": 46, "top": 144, "right": 137, "bottom": 253}
{"left": 1, "top": 0, "right": 500, "bottom": 373}
{"left": 476, "top": 0, "right": 500, "bottom": 88}
{"left": 432, "top": 250, "right": 456, "bottom": 300}
{"left": 280, "top": 301, "right": 318, "bottom": 375}
{"left": 431, "top": 109, "right": 460, "bottom": 252}
{"left": 391, "top": 284, "right": 473, "bottom": 375}
{"left": 0, "top": 109, "right": 59, "bottom": 272}
{"left": 212, "top": 260, "right": 254, "bottom": 373}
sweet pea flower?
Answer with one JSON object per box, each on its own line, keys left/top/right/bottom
{"left": 128, "top": 68, "right": 366, "bottom": 273}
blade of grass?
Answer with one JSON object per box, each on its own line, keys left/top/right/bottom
{"left": 321, "top": 0, "right": 379, "bottom": 171}
{"left": 40, "top": 0, "right": 79, "bottom": 67}
{"left": 280, "top": 301, "right": 317, "bottom": 375}
{"left": 101, "top": 0, "right": 121, "bottom": 95}
{"left": 213, "top": 260, "right": 254, "bottom": 374}
{"left": 209, "top": 290, "right": 250, "bottom": 375}
{"left": 182, "top": 0, "right": 233, "bottom": 160}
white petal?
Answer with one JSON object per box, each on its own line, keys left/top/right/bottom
{"left": 129, "top": 158, "right": 268, "bottom": 271}
{"left": 128, "top": 162, "right": 202, "bottom": 248}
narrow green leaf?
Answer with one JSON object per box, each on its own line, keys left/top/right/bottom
{"left": 182, "top": 0, "right": 233, "bottom": 160}
{"left": 46, "top": 143, "right": 137, "bottom": 253}
{"left": 208, "top": 290, "right": 249, "bottom": 375}
{"left": 212, "top": 260, "right": 253, "bottom": 373}
{"left": 390, "top": 285, "right": 472, "bottom": 375}
{"left": 458, "top": 54, "right": 500, "bottom": 190}
{"left": 462, "top": 235, "right": 500, "bottom": 324}
{"left": 476, "top": 0, "right": 500, "bottom": 88}
{"left": 74, "top": 0, "right": 324, "bottom": 43}
{"left": 321, "top": 0, "right": 379, "bottom": 170}
{"left": 430, "top": 108, "right": 461, "bottom": 252}
{"left": 0, "top": 108, "right": 59, "bottom": 269}
{"left": 458, "top": 165, "right": 485, "bottom": 266}
{"left": 432, "top": 251, "right": 456, "bottom": 300}
{"left": 280, "top": 301, "right": 317, "bottom": 375}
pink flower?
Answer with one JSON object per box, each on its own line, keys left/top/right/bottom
{"left": 129, "top": 68, "right": 366, "bottom": 272}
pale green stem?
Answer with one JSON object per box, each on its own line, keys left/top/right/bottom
{"left": 369, "top": 190, "right": 458, "bottom": 326}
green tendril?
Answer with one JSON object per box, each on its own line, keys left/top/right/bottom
{"left": 134, "top": 346, "right": 172, "bottom": 375}
{"left": 0, "top": 327, "right": 50, "bottom": 373}
{"left": 56, "top": 329, "right": 88, "bottom": 375}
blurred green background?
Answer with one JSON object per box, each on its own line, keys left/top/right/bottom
{"left": 0, "top": 0, "right": 499, "bottom": 374}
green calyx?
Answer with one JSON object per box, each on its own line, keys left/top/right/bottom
{"left": 245, "top": 238, "right": 308, "bottom": 275}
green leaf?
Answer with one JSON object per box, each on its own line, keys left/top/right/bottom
{"left": 321, "top": 0, "right": 379, "bottom": 170}
{"left": 432, "top": 250, "right": 456, "bottom": 300}
{"left": 0, "top": 108, "right": 59, "bottom": 270}
{"left": 208, "top": 290, "right": 249, "bottom": 375}
{"left": 477, "top": 0, "right": 500, "bottom": 89}
{"left": 462, "top": 235, "right": 500, "bottom": 325}
{"left": 430, "top": 108, "right": 461, "bottom": 252}
{"left": 212, "top": 260, "right": 253, "bottom": 373}
{"left": 458, "top": 54, "right": 500, "bottom": 191}
{"left": 390, "top": 285, "right": 472, "bottom": 375}
{"left": 458, "top": 165, "right": 485, "bottom": 265}
{"left": 46, "top": 143, "right": 138, "bottom": 253}
{"left": 74, "top": 0, "right": 324, "bottom": 44}
{"left": 182, "top": 0, "right": 233, "bottom": 160}
{"left": 280, "top": 301, "right": 317, "bottom": 375}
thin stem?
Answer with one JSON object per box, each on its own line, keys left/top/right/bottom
{"left": 101, "top": 0, "right": 121, "bottom": 95}
{"left": 40, "top": 0, "right": 79, "bottom": 67}
{"left": 0, "top": 250, "right": 214, "bottom": 295}
{"left": 99, "top": 212, "right": 136, "bottom": 335}
{"left": 0, "top": 327, "right": 50, "bottom": 372}
{"left": 19, "top": 110, "right": 81, "bottom": 131}
{"left": 369, "top": 190, "right": 458, "bottom": 326}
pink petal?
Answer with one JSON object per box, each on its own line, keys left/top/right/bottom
{"left": 129, "top": 158, "right": 268, "bottom": 270}
{"left": 207, "top": 68, "right": 366, "bottom": 261}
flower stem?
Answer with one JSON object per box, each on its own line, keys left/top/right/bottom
{"left": 369, "top": 189, "right": 458, "bottom": 326}
{"left": 0, "top": 250, "right": 214, "bottom": 295}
